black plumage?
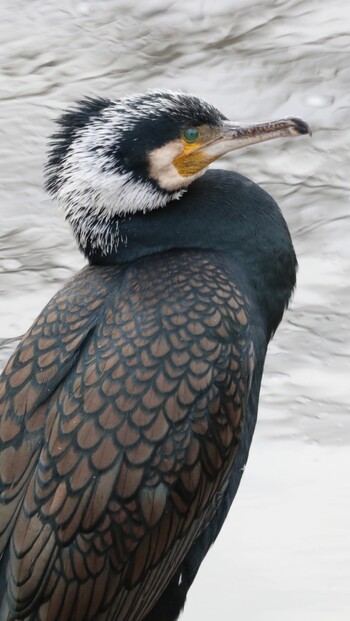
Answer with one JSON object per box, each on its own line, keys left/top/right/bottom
{"left": 0, "top": 90, "right": 309, "bottom": 620}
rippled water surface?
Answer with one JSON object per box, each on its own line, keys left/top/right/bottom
{"left": 0, "top": 1, "right": 349, "bottom": 618}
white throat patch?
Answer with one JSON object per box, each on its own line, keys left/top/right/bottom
{"left": 148, "top": 140, "right": 206, "bottom": 191}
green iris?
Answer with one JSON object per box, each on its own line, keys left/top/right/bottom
{"left": 183, "top": 127, "right": 200, "bottom": 142}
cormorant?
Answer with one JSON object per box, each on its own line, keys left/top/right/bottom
{"left": 0, "top": 90, "right": 310, "bottom": 621}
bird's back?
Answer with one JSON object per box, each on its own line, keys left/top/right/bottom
{"left": 0, "top": 249, "right": 264, "bottom": 621}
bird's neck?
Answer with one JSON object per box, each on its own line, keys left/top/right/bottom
{"left": 78, "top": 169, "right": 297, "bottom": 338}
{"left": 59, "top": 176, "right": 184, "bottom": 255}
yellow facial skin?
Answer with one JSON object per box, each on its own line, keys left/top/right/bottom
{"left": 173, "top": 126, "right": 222, "bottom": 177}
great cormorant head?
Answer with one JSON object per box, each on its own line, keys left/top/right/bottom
{"left": 46, "top": 89, "right": 310, "bottom": 253}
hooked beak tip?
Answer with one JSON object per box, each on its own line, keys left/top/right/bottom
{"left": 289, "top": 117, "right": 312, "bottom": 137}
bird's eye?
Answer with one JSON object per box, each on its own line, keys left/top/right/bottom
{"left": 183, "top": 128, "right": 200, "bottom": 143}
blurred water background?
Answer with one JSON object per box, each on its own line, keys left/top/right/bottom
{"left": 0, "top": 0, "right": 349, "bottom": 618}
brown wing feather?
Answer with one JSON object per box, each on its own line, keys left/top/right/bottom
{"left": 0, "top": 251, "right": 255, "bottom": 621}
{"left": 0, "top": 267, "right": 119, "bottom": 560}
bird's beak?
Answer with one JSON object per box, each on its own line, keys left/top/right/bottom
{"left": 200, "top": 117, "right": 312, "bottom": 160}
{"left": 173, "top": 116, "right": 311, "bottom": 178}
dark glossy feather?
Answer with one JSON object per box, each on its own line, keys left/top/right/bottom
{"left": 0, "top": 250, "right": 263, "bottom": 621}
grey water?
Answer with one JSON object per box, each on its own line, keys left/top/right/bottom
{"left": 0, "top": 0, "right": 349, "bottom": 618}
